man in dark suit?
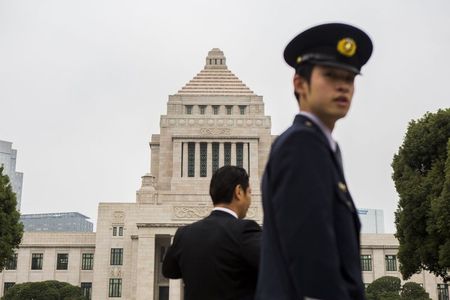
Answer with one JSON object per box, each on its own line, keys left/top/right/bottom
{"left": 256, "top": 23, "right": 373, "bottom": 300}
{"left": 163, "top": 165, "right": 261, "bottom": 300}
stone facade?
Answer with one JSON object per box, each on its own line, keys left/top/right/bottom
{"left": 1, "top": 50, "right": 449, "bottom": 300}
{"left": 360, "top": 234, "right": 448, "bottom": 300}
{"left": 3, "top": 233, "right": 449, "bottom": 299}
{"left": 0, "top": 232, "right": 95, "bottom": 298}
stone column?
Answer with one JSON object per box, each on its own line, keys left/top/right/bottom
{"left": 182, "top": 142, "right": 188, "bottom": 178}
{"left": 219, "top": 142, "right": 224, "bottom": 168}
{"left": 195, "top": 142, "right": 200, "bottom": 177}
{"left": 136, "top": 232, "right": 156, "bottom": 300}
{"left": 243, "top": 142, "right": 249, "bottom": 172}
{"left": 372, "top": 249, "right": 386, "bottom": 279}
{"left": 207, "top": 142, "right": 212, "bottom": 177}
{"left": 231, "top": 142, "right": 236, "bottom": 166}
{"left": 169, "top": 234, "right": 183, "bottom": 300}
{"left": 172, "top": 141, "right": 182, "bottom": 178}
{"left": 130, "top": 235, "right": 139, "bottom": 300}
{"left": 169, "top": 279, "right": 182, "bottom": 300}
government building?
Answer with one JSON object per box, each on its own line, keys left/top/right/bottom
{"left": 1, "top": 49, "right": 448, "bottom": 300}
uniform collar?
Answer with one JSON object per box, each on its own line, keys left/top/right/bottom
{"left": 297, "top": 111, "right": 337, "bottom": 152}
{"left": 212, "top": 207, "right": 238, "bottom": 219}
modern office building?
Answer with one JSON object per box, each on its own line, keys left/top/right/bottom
{"left": 20, "top": 212, "right": 94, "bottom": 232}
{"left": 1, "top": 50, "right": 447, "bottom": 300}
{"left": 0, "top": 140, "right": 24, "bottom": 210}
{"left": 358, "top": 208, "right": 385, "bottom": 233}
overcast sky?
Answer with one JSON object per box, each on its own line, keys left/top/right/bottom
{"left": 1, "top": 0, "right": 449, "bottom": 233}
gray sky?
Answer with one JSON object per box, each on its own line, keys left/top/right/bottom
{"left": 1, "top": 0, "right": 449, "bottom": 233}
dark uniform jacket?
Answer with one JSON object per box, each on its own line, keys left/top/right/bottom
{"left": 256, "top": 114, "right": 365, "bottom": 300}
{"left": 162, "top": 210, "right": 261, "bottom": 300}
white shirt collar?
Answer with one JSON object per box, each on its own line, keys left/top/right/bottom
{"left": 298, "top": 111, "right": 337, "bottom": 152}
{"left": 212, "top": 207, "right": 238, "bottom": 219}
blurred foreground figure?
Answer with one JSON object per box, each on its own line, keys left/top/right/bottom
{"left": 256, "top": 23, "right": 373, "bottom": 300}
{"left": 163, "top": 166, "right": 261, "bottom": 300}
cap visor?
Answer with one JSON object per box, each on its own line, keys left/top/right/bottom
{"left": 311, "top": 60, "right": 361, "bottom": 75}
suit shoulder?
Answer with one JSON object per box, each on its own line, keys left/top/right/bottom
{"left": 272, "top": 124, "right": 324, "bottom": 153}
{"left": 282, "top": 123, "right": 320, "bottom": 140}
{"left": 237, "top": 219, "right": 262, "bottom": 231}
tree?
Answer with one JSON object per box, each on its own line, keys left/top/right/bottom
{"left": 392, "top": 108, "right": 450, "bottom": 282}
{"left": 0, "top": 166, "right": 23, "bottom": 270}
{"left": 365, "top": 276, "right": 431, "bottom": 300}
{"left": 1, "top": 280, "right": 87, "bottom": 300}
{"left": 400, "top": 282, "right": 430, "bottom": 300}
{"left": 366, "top": 276, "right": 401, "bottom": 300}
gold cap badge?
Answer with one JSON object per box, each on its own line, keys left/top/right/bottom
{"left": 337, "top": 38, "right": 357, "bottom": 57}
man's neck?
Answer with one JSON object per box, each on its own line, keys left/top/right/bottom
{"left": 213, "top": 206, "right": 239, "bottom": 219}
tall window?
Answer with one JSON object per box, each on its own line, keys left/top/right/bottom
{"left": 226, "top": 105, "right": 233, "bottom": 115}
{"left": 385, "top": 255, "right": 397, "bottom": 271}
{"left": 185, "top": 105, "right": 193, "bottom": 114}
{"left": 31, "top": 253, "right": 43, "bottom": 270}
{"left": 159, "top": 286, "right": 169, "bottom": 300}
{"left": 438, "top": 284, "right": 449, "bottom": 300}
{"left": 160, "top": 246, "right": 166, "bottom": 263}
{"left": 188, "top": 142, "right": 195, "bottom": 177}
{"left": 4, "top": 282, "right": 15, "bottom": 294}
{"left": 224, "top": 143, "right": 231, "bottom": 166}
{"left": 82, "top": 253, "right": 94, "bottom": 270}
{"left": 81, "top": 282, "right": 92, "bottom": 300}
{"left": 109, "top": 279, "right": 122, "bottom": 297}
{"left": 56, "top": 253, "right": 69, "bottom": 270}
{"left": 110, "top": 248, "right": 123, "bottom": 266}
{"left": 181, "top": 142, "right": 184, "bottom": 177}
{"left": 5, "top": 253, "right": 17, "bottom": 270}
{"left": 236, "top": 143, "right": 243, "bottom": 167}
{"left": 212, "top": 105, "right": 219, "bottom": 115}
{"left": 212, "top": 143, "right": 219, "bottom": 174}
{"left": 360, "top": 255, "right": 372, "bottom": 271}
{"left": 113, "top": 226, "right": 124, "bottom": 237}
{"left": 199, "top": 105, "right": 206, "bottom": 114}
{"left": 239, "top": 105, "right": 246, "bottom": 115}
{"left": 247, "top": 143, "right": 250, "bottom": 177}
{"left": 200, "top": 143, "right": 207, "bottom": 177}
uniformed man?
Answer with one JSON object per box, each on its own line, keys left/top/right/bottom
{"left": 256, "top": 23, "right": 373, "bottom": 300}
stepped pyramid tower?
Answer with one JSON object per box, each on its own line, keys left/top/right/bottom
{"left": 92, "top": 49, "right": 273, "bottom": 300}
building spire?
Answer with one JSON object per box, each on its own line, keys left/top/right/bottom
{"left": 205, "top": 48, "right": 227, "bottom": 69}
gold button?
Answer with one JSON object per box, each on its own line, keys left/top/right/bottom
{"left": 338, "top": 182, "right": 347, "bottom": 192}
{"left": 305, "top": 121, "right": 312, "bottom": 127}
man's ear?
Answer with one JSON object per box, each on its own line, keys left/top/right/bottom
{"left": 234, "top": 184, "right": 242, "bottom": 201}
{"left": 294, "top": 74, "right": 308, "bottom": 98}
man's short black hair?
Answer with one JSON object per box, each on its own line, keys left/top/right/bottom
{"left": 209, "top": 166, "right": 249, "bottom": 205}
{"left": 294, "top": 62, "right": 314, "bottom": 101}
